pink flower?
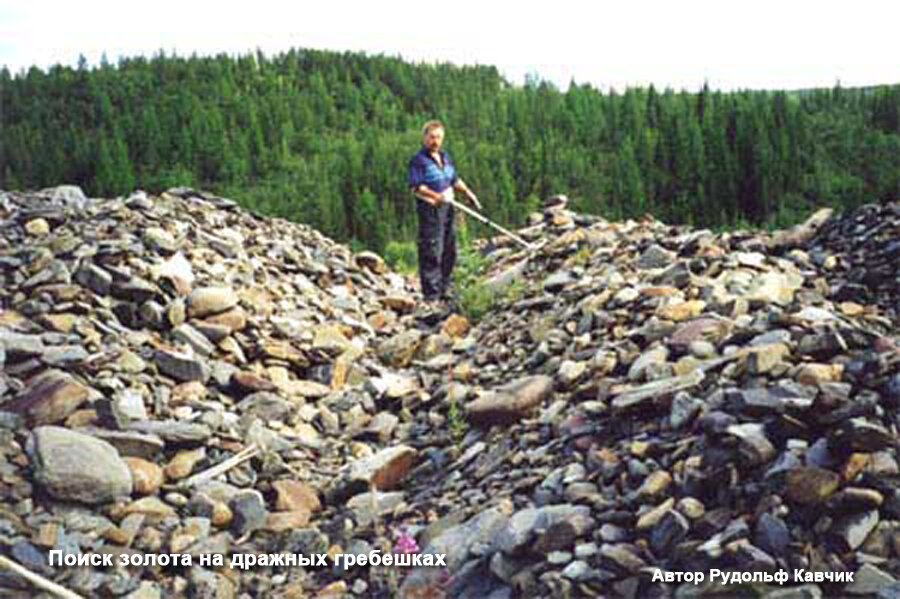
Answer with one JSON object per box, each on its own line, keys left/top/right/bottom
{"left": 392, "top": 527, "right": 420, "bottom": 554}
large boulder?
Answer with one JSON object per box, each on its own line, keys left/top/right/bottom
{"left": 29, "top": 426, "right": 133, "bottom": 504}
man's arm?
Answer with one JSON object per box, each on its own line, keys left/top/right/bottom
{"left": 415, "top": 184, "right": 445, "bottom": 206}
{"left": 453, "top": 178, "right": 481, "bottom": 210}
{"left": 409, "top": 156, "right": 445, "bottom": 206}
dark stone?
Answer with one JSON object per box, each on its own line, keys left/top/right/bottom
{"left": 797, "top": 331, "right": 847, "bottom": 359}
{"left": 495, "top": 504, "right": 593, "bottom": 556}
{"left": 111, "top": 276, "right": 158, "bottom": 303}
{"left": 155, "top": 349, "right": 210, "bottom": 383}
{"left": 284, "top": 528, "right": 330, "bottom": 556}
{"left": 828, "top": 419, "right": 894, "bottom": 453}
{"left": 883, "top": 373, "right": 900, "bottom": 406}
{"left": 733, "top": 542, "right": 777, "bottom": 571}
{"left": 697, "top": 411, "right": 737, "bottom": 436}
{"left": 229, "top": 489, "right": 267, "bottom": 537}
{"left": 11, "top": 540, "right": 52, "bottom": 575}
{"left": 737, "top": 388, "right": 787, "bottom": 415}
{"left": 695, "top": 508, "right": 733, "bottom": 537}
{"left": 833, "top": 282, "right": 869, "bottom": 303}
{"left": 650, "top": 510, "right": 690, "bottom": 554}
{"left": 74, "top": 263, "right": 112, "bottom": 295}
{"left": 755, "top": 513, "right": 790, "bottom": 557}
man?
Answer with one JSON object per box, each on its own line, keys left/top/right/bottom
{"left": 408, "top": 120, "right": 481, "bottom": 305}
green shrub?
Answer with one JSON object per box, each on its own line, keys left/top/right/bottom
{"left": 453, "top": 237, "right": 528, "bottom": 321}
{"left": 384, "top": 240, "right": 417, "bottom": 274}
{"left": 457, "top": 283, "right": 497, "bottom": 322}
{"left": 452, "top": 228, "right": 495, "bottom": 320}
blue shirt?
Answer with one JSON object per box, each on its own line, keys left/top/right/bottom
{"left": 408, "top": 146, "right": 458, "bottom": 193}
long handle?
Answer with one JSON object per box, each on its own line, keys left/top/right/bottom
{"left": 451, "top": 199, "right": 536, "bottom": 250}
{"left": 0, "top": 555, "right": 85, "bottom": 599}
{"left": 443, "top": 197, "right": 536, "bottom": 251}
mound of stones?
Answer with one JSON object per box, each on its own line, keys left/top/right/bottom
{"left": 392, "top": 198, "right": 900, "bottom": 599}
{"left": 0, "top": 186, "right": 897, "bottom": 599}
{"left": 0, "top": 185, "right": 430, "bottom": 598}
{"left": 806, "top": 202, "right": 900, "bottom": 321}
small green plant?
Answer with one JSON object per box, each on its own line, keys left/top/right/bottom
{"left": 383, "top": 240, "right": 418, "bottom": 275}
{"left": 453, "top": 224, "right": 487, "bottom": 281}
{"left": 452, "top": 224, "right": 494, "bottom": 321}
{"left": 455, "top": 268, "right": 527, "bottom": 321}
{"left": 457, "top": 283, "right": 497, "bottom": 322}
{"left": 570, "top": 244, "right": 593, "bottom": 266}
{"left": 503, "top": 279, "right": 526, "bottom": 303}
{"left": 446, "top": 395, "right": 467, "bottom": 446}
{"left": 452, "top": 222, "right": 530, "bottom": 321}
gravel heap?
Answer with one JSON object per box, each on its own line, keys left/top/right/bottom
{"left": 0, "top": 186, "right": 897, "bottom": 599}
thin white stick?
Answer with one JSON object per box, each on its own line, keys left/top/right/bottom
{"left": 447, "top": 198, "right": 536, "bottom": 250}
{"left": 179, "top": 444, "right": 259, "bottom": 488}
{"left": 415, "top": 192, "right": 536, "bottom": 250}
{"left": 0, "top": 555, "right": 85, "bottom": 599}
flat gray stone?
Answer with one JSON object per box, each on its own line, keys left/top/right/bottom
{"left": 155, "top": 349, "right": 210, "bottom": 383}
{"left": 127, "top": 420, "right": 212, "bottom": 443}
{"left": 30, "top": 426, "right": 132, "bottom": 504}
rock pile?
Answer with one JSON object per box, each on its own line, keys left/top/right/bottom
{"left": 0, "top": 186, "right": 897, "bottom": 599}
{"left": 0, "top": 185, "right": 425, "bottom": 598}
{"left": 392, "top": 200, "right": 900, "bottom": 598}
{"left": 806, "top": 202, "right": 900, "bottom": 321}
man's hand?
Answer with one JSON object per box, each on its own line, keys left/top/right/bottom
{"left": 466, "top": 190, "right": 482, "bottom": 211}
{"left": 416, "top": 185, "right": 443, "bottom": 206}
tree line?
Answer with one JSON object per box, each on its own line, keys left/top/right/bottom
{"left": 1, "top": 48, "right": 897, "bottom": 252}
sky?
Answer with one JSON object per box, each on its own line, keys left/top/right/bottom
{"left": 1, "top": 0, "right": 897, "bottom": 92}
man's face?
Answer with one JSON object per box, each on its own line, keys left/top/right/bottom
{"left": 423, "top": 127, "right": 445, "bottom": 152}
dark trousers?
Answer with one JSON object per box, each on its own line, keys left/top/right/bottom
{"left": 417, "top": 198, "right": 456, "bottom": 300}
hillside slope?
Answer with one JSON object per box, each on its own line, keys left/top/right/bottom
{"left": 2, "top": 49, "right": 898, "bottom": 249}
